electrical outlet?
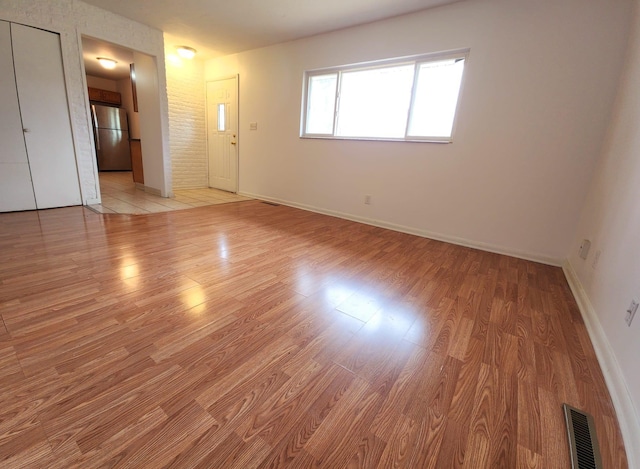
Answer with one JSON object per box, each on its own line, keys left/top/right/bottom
{"left": 364, "top": 194, "right": 371, "bottom": 205}
{"left": 625, "top": 299, "right": 638, "bottom": 326}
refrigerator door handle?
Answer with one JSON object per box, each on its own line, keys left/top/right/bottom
{"left": 91, "top": 105, "right": 100, "bottom": 150}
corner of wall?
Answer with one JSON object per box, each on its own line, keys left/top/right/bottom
{"left": 562, "top": 259, "right": 640, "bottom": 469}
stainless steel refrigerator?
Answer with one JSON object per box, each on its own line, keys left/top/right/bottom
{"left": 91, "top": 104, "right": 132, "bottom": 171}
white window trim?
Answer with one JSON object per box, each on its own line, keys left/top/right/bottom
{"left": 300, "top": 49, "right": 469, "bottom": 144}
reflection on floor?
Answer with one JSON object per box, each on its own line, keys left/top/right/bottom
{"left": 0, "top": 203, "right": 628, "bottom": 467}
{"left": 88, "top": 171, "right": 251, "bottom": 214}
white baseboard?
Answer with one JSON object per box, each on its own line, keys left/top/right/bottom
{"left": 144, "top": 186, "right": 162, "bottom": 197}
{"left": 239, "top": 191, "right": 563, "bottom": 266}
{"left": 563, "top": 261, "right": 640, "bottom": 469}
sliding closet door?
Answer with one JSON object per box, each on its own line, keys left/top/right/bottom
{"left": 0, "top": 21, "right": 37, "bottom": 212}
{"left": 11, "top": 23, "right": 81, "bottom": 209}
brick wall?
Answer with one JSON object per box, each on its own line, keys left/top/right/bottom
{"left": 165, "top": 53, "right": 207, "bottom": 189}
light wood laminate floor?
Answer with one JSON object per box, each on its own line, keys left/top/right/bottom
{"left": 89, "top": 171, "right": 251, "bottom": 214}
{"left": 0, "top": 202, "right": 628, "bottom": 468}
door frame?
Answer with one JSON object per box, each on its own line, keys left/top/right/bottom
{"left": 79, "top": 34, "right": 172, "bottom": 202}
{"left": 206, "top": 74, "right": 239, "bottom": 193}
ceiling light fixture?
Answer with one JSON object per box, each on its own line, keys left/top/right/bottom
{"left": 176, "top": 46, "right": 197, "bottom": 59}
{"left": 97, "top": 57, "right": 117, "bottom": 70}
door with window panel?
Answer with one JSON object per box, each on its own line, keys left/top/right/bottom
{"left": 207, "top": 77, "right": 238, "bottom": 192}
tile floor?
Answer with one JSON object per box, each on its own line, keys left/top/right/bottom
{"left": 88, "top": 171, "right": 251, "bottom": 214}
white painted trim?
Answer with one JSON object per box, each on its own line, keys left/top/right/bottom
{"left": 75, "top": 29, "right": 101, "bottom": 206}
{"left": 563, "top": 260, "right": 640, "bottom": 469}
{"left": 238, "top": 191, "right": 562, "bottom": 266}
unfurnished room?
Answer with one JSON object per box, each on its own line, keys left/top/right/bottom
{"left": 0, "top": 0, "right": 639, "bottom": 467}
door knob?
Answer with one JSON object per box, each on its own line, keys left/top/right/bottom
{"left": 23, "top": 128, "right": 30, "bottom": 133}
{"left": 230, "top": 141, "right": 237, "bottom": 145}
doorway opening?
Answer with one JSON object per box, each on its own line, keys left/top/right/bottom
{"left": 82, "top": 36, "right": 142, "bottom": 205}
{"left": 82, "top": 35, "right": 174, "bottom": 208}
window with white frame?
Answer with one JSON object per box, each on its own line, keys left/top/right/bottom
{"left": 301, "top": 51, "right": 468, "bottom": 142}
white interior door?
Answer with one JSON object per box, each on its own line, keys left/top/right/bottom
{"left": 0, "top": 21, "right": 36, "bottom": 212}
{"left": 11, "top": 23, "right": 81, "bottom": 209}
{"left": 207, "top": 77, "right": 238, "bottom": 192}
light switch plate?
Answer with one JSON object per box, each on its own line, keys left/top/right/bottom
{"left": 579, "top": 239, "right": 591, "bottom": 260}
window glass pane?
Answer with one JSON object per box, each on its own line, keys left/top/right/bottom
{"left": 336, "top": 65, "right": 414, "bottom": 139}
{"left": 217, "top": 104, "right": 226, "bottom": 131}
{"left": 306, "top": 74, "right": 337, "bottom": 134}
{"left": 408, "top": 59, "right": 465, "bottom": 138}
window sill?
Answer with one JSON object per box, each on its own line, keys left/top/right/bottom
{"left": 300, "top": 135, "right": 453, "bottom": 144}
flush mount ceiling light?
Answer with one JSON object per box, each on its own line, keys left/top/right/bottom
{"left": 176, "top": 46, "right": 197, "bottom": 59}
{"left": 97, "top": 57, "right": 117, "bottom": 69}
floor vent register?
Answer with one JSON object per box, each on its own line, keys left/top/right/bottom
{"left": 563, "top": 404, "right": 603, "bottom": 469}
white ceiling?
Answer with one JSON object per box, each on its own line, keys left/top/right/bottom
{"left": 82, "top": 36, "right": 135, "bottom": 80}
{"left": 81, "top": 0, "right": 463, "bottom": 60}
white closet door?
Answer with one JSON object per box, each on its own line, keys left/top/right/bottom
{"left": 11, "top": 23, "right": 81, "bottom": 209}
{"left": 0, "top": 21, "right": 37, "bottom": 212}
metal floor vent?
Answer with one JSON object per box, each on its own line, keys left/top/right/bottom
{"left": 261, "top": 201, "right": 280, "bottom": 206}
{"left": 563, "top": 404, "right": 603, "bottom": 469}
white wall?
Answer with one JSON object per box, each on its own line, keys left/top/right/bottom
{"left": 205, "top": 0, "right": 631, "bottom": 264}
{"left": 134, "top": 51, "right": 170, "bottom": 196}
{"left": 165, "top": 46, "right": 207, "bottom": 189}
{"left": 0, "top": 0, "right": 171, "bottom": 203}
{"left": 86, "top": 75, "right": 116, "bottom": 91}
{"left": 566, "top": 0, "right": 640, "bottom": 465}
